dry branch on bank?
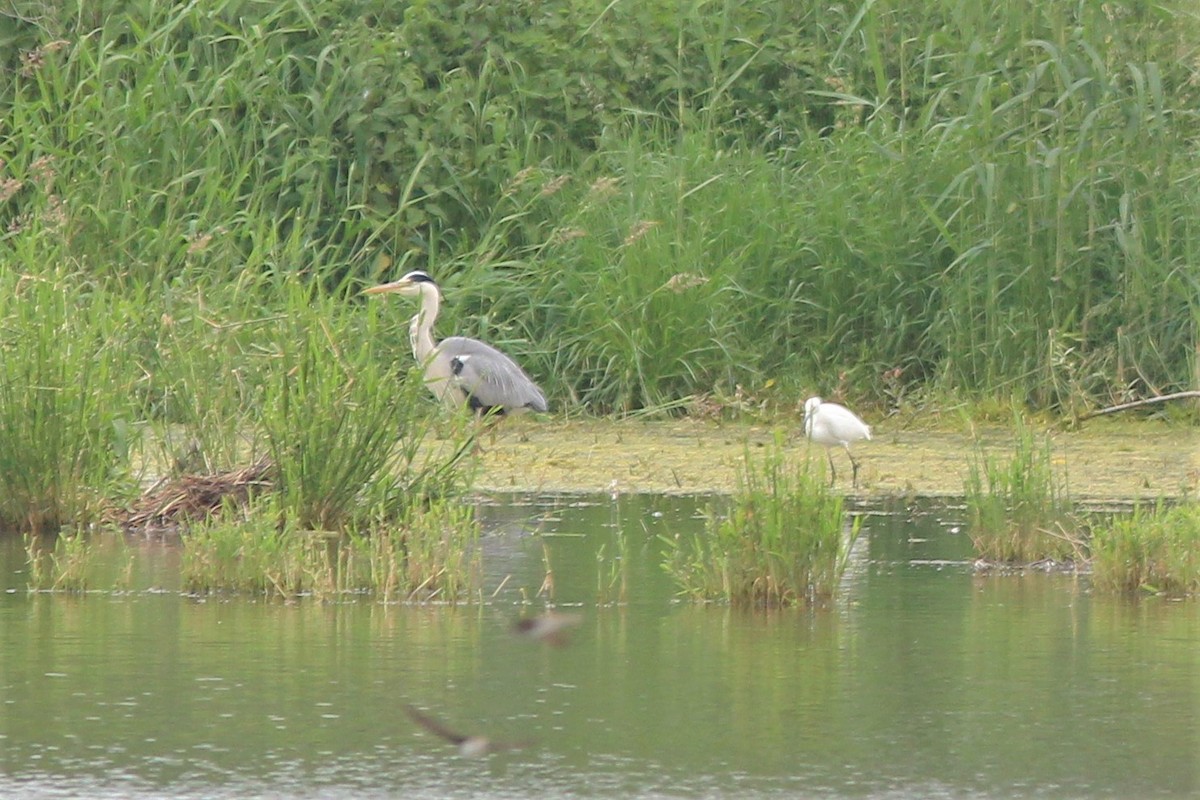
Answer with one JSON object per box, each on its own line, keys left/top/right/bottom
{"left": 1076, "top": 391, "right": 1200, "bottom": 421}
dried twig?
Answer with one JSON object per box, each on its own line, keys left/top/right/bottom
{"left": 1075, "top": 391, "right": 1200, "bottom": 421}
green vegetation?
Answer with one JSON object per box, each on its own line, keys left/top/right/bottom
{"left": 25, "top": 530, "right": 134, "bottom": 592}
{"left": 663, "top": 438, "right": 859, "bottom": 606}
{"left": 964, "top": 414, "right": 1083, "bottom": 563}
{"left": 4, "top": 0, "right": 1198, "bottom": 417}
{"left": 257, "top": 281, "right": 477, "bottom": 531}
{"left": 595, "top": 508, "right": 630, "bottom": 605}
{"left": 1091, "top": 502, "right": 1200, "bottom": 596}
{"left": 0, "top": 267, "right": 139, "bottom": 532}
{"left": 180, "top": 499, "right": 480, "bottom": 600}
{"left": 3, "top": 1, "right": 1199, "bottom": 597}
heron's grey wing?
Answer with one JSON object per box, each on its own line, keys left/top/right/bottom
{"left": 438, "top": 337, "right": 547, "bottom": 412}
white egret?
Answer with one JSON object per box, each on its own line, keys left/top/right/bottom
{"left": 803, "top": 396, "right": 872, "bottom": 487}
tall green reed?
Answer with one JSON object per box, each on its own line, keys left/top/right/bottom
{"left": 964, "top": 412, "right": 1083, "bottom": 563}
{"left": 485, "top": 132, "right": 850, "bottom": 413}
{"left": 180, "top": 496, "right": 480, "bottom": 601}
{"left": 133, "top": 282, "right": 281, "bottom": 476}
{"left": 5, "top": 0, "right": 1198, "bottom": 417}
{"left": 474, "top": 1, "right": 1199, "bottom": 413}
{"left": 0, "top": 260, "right": 138, "bottom": 532}
{"left": 256, "top": 278, "right": 476, "bottom": 532}
{"left": 874, "top": 0, "right": 1200, "bottom": 409}
{"left": 1091, "top": 502, "right": 1200, "bottom": 596}
{"left": 4, "top": 0, "right": 387, "bottom": 285}
{"left": 663, "top": 436, "right": 859, "bottom": 607}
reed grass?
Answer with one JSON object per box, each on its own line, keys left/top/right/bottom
{"left": 663, "top": 436, "right": 859, "bottom": 607}
{"left": 180, "top": 497, "right": 480, "bottom": 601}
{"left": 157, "top": 275, "right": 482, "bottom": 598}
{"left": 4, "top": 0, "right": 387, "bottom": 286}
{"left": 0, "top": 262, "right": 139, "bottom": 532}
{"left": 1091, "top": 502, "right": 1200, "bottom": 596}
{"left": 24, "top": 530, "right": 133, "bottom": 592}
{"left": 359, "top": 500, "right": 481, "bottom": 603}
{"left": 4, "top": 0, "right": 1199, "bottom": 422}
{"left": 964, "top": 413, "right": 1083, "bottom": 563}
{"left": 180, "top": 511, "right": 299, "bottom": 597}
{"left": 256, "top": 278, "right": 475, "bottom": 530}
{"left": 460, "top": 0, "right": 1200, "bottom": 413}
{"left": 133, "top": 285, "right": 280, "bottom": 477}
{"left": 47, "top": 532, "right": 93, "bottom": 592}
{"left": 595, "top": 502, "right": 630, "bottom": 605}
{"left": 499, "top": 136, "right": 816, "bottom": 412}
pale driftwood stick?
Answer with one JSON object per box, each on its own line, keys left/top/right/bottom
{"left": 1076, "top": 390, "right": 1200, "bottom": 421}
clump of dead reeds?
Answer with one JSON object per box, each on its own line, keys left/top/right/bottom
{"left": 119, "top": 458, "right": 274, "bottom": 533}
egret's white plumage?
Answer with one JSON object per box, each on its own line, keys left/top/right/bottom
{"left": 803, "top": 396, "right": 871, "bottom": 487}
{"left": 363, "top": 271, "right": 547, "bottom": 416}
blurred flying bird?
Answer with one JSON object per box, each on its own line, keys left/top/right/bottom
{"left": 511, "top": 611, "right": 584, "bottom": 648}
{"left": 404, "top": 704, "right": 532, "bottom": 758}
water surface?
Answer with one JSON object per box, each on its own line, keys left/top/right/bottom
{"left": 1, "top": 495, "right": 1196, "bottom": 798}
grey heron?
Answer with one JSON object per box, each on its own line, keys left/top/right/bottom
{"left": 363, "top": 271, "right": 548, "bottom": 416}
{"left": 803, "top": 396, "right": 872, "bottom": 487}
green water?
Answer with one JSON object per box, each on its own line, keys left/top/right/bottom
{"left": 0, "top": 495, "right": 1196, "bottom": 799}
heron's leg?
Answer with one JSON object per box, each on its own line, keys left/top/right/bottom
{"left": 845, "top": 444, "right": 860, "bottom": 488}
{"left": 826, "top": 449, "right": 837, "bottom": 486}
{"left": 469, "top": 406, "right": 505, "bottom": 449}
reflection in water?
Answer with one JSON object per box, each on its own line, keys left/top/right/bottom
{"left": 0, "top": 495, "right": 1196, "bottom": 799}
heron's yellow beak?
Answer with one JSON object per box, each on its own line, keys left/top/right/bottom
{"left": 362, "top": 279, "right": 410, "bottom": 296}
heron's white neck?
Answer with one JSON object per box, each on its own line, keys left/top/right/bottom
{"left": 409, "top": 281, "right": 441, "bottom": 364}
